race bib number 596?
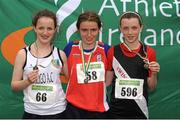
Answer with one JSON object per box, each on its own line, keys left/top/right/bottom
{"left": 115, "top": 78, "right": 144, "bottom": 99}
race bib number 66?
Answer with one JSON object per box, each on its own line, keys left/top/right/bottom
{"left": 115, "top": 78, "right": 144, "bottom": 99}
{"left": 28, "top": 84, "right": 57, "bottom": 104}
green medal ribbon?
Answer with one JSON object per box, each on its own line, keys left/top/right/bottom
{"left": 80, "top": 41, "right": 97, "bottom": 83}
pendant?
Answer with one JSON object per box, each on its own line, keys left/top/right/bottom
{"left": 144, "top": 63, "right": 149, "bottom": 69}
{"left": 143, "top": 58, "right": 149, "bottom": 70}
{"left": 84, "top": 73, "right": 90, "bottom": 83}
{"left": 33, "top": 65, "right": 38, "bottom": 70}
{"left": 84, "top": 78, "right": 89, "bottom": 83}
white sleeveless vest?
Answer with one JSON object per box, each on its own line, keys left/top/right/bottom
{"left": 23, "top": 46, "right": 66, "bottom": 115}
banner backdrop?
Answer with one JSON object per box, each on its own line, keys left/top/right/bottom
{"left": 0, "top": 0, "right": 180, "bottom": 118}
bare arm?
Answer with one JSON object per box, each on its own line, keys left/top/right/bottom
{"left": 11, "top": 49, "right": 38, "bottom": 91}
{"left": 60, "top": 50, "right": 69, "bottom": 80}
{"left": 147, "top": 61, "right": 160, "bottom": 91}
{"left": 105, "top": 71, "right": 114, "bottom": 86}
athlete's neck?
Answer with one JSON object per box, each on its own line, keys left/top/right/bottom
{"left": 34, "top": 41, "right": 52, "bottom": 57}
{"left": 81, "top": 41, "right": 96, "bottom": 50}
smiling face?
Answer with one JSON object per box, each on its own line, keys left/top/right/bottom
{"left": 119, "top": 12, "right": 143, "bottom": 47}
{"left": 120, "top": 17, "right": 142, "bottom": 44}
{"left": 34, "top": 16, "right": 56, "bottom": 44}
{"left": 79, "top": 21, "right": 99, "bottom": 48}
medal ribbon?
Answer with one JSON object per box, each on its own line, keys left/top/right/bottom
{"left": 80, "top": 41, "right": 97, "bottom": 75}
{"left": 34, "top": 42, "right": 54, "bottom": 69}
{"left": 123, "top": 41, "right": 148, "bottom": 62}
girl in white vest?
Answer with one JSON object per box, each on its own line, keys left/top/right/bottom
{"left": 11, "top": 9, "right": 68, "bottom": 119}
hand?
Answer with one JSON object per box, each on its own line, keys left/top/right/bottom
{"left": 149, "top": 61, "right": 160, "bottom": 73}
{"left": 27, "top": 70, "right": 39, "bottom": 83}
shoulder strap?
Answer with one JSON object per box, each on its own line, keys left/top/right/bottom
{"left": 22, "top": 47, "right": 27, "bottom": 69}
{"left": 57, "top": 48, "right": 64, "bottom": 66}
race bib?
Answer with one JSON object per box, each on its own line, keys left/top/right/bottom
{"left": 28, "top": 84, "right": 57, "bottom": 104}
{"left": 76, "top": 62, "right": 105, "bottom": 84}
{"left": 115, "top": 78, "right": 144, "bottom": 99}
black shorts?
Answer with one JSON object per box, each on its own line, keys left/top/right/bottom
{"left": 107, "top": 107, "right": 147, "bottom": 119}
{"left": 22, "top": 110, "right": 66, "bottom": 119}
{"left": 64, "top": 102, "right": 107, "bottom": 119}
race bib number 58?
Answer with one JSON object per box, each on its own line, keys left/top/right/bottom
{"left": 76, "top": 62, "right": 105, "bottom": 84}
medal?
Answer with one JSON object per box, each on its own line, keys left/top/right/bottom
{"left": 144, "top": 63, "right": 149, "bottom": 69}
{"left": 143, "top": 59, "right": 149, "bottom": 69}
{"left": 34, "top": 42, "right": 39, "bottom": 70}
{"left": 84, "top": 78, "right": 89, "bottom": 83}
{"left": 84, "top": 72, "right": 90, "bottom": 83}
{"left": 33, "top": 65, "right": 38, "bottom": 70}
